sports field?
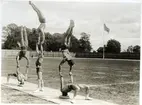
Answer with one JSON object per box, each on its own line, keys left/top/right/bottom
{"left": 1, "top": 57, "right": 140, "bottom": 105}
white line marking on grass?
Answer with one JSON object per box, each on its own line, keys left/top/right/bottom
{"left": 31, "top": 57, "right": 140, "bottom": 62}
{"left": 95, "top": 66, "right": 109, "bottom": 69}
{"left": 93, "top": 72, "right": 106, "bottom": 75}
{"left": 93, "top": 76, "right": 106, "bottom": 79}
{"left": 115, "top": 74, "right": 132, "bottom": 77}
{"left": 88, "top": 81, "right": 139, "bottom": 87}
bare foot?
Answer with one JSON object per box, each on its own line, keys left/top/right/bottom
{"left": 29, "top": 1, "right": 31, "bottom": 5}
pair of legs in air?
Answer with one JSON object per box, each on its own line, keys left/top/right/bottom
{"left": 59, "top": 20, "right": 75, "bottom": 83}
{"left": 29, "top": 1, "right": 45, "bottom": 55}
{"left": 7, "top": 26, "right": 29, "bottom": 86}
{"left": 64, "top": 20, "right": 74, "bottom": 47}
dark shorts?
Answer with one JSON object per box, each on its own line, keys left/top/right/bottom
{"left": 67, "top": 60, "right": 75, "bottom": 66}
{"left": 36, "top": 67, "right": 43, "bottom": 74}
{"left": 18, "top": 50, "right": 26, "bottom": 60}
{"left": 62, "top": 92, "right": 68, "bottom": 96}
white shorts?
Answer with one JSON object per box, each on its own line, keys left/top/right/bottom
{"left": 62, "top": 50, "right": 72, "bottom": 60}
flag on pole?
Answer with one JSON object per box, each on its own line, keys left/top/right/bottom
{"left": 104, "top": 24, "right": 110, "bottom": 33}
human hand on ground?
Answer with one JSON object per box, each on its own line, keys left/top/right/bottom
{"left": 70, "top": 99, "right": 75, "bottom": 104}
{"left": 85, "top": 97, "right": 93, "bottom": 100}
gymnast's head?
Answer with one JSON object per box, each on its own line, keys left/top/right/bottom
{"left": 61, "top": 44, "right": 69, "bottom": 50}
{"left": 32, "top": 28, "right": 38, "bottom": 34}
{"left": 21, "top": 46, "right": 26, "bottom": 51}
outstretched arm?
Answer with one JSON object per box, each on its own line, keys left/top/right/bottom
{"left": 16, "top": 54, "right": 20, "bottom": 68}
{"left": 70, "top": 86, "right": 80, "bottom": 103}
{"left": 24, "top": 56, "right": 29, "bottom": 74}
{"left": 7, "top": 73, "right": 17, "bottom": 83}
{"left": 60, "top": 70, "right": 64, "bottom": 92}
{"left": 72, "top": 90, "right": 78, "bottom": 99}
{"left": 72, "top": 85, "right": 80, "bottom": 99}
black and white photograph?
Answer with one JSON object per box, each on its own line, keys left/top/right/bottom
{"left": 1, "top": 0, "right": 141, "bottom": 105}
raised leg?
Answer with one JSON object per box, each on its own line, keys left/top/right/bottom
{"left": 23, "top": 26, "right": 28, "bottom": 48}
{"left": 29, "top": 1, "right": 45, "bottom": 23}
{"left": 36, "top": 43, "right": 40, "bottom": 54}
{"left": 64, "top": 20, "right": 74, "bottom": 47}
{"left": 20, "top": 26, "right": 24, "bottom": 47}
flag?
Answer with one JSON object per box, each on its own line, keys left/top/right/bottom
{"left": 104, "top": 24, "right": 110, "bottom": 33}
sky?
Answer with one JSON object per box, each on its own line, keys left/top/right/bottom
{"left": 1, "top": 0, "right": 141, "bottom": 51}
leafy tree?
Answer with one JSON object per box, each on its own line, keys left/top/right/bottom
{"left": 127, "top": 45, "right": 133, "bottom": 53}
{"left": 44, "top": 32, "right": 54, "bottom": 51}
{"left": 2, "top": 24, "right": 21, "bottom": 49}
{"left": 28, "top": 28, "right": 39, "bottom": 50}
{"left": 3, "top": 35, "right": 18, "bottom": 49}
{"left": 70, "top": 35, "right": 80, "bottom": 52}
{"left": 133, "top": 45, "right": 140, "bottom": 53}
{"left": 106, "top": 39, "right": 121, "bottom": 53}
{"left": 2, "top": 23, "right": 82, "bottom": 52}
{"left": 92, "top": 50, "right": 97, "bottom": 53}
{"left": 97, "top": 47, "right": 103, "bottom": 53}
{"left": 79, "top": 32, "right": 92, "bottom": 52}
{"left": 97, "top": 46, "right": 107, "bottom": 53}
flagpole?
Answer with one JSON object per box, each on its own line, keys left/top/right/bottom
{"left": 102, "top": 24, "right": 105, "bottom": 59}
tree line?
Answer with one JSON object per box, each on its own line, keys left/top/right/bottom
{"left": 2, "top": 23, "right": 140, "bottom": 54}
{"left": 2, "top": 23, "right": 92, "bottom": 53}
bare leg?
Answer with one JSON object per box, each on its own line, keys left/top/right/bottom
{"left": 41, "top": 79, "right": 44, "bottom": 91}
{"left": 24, "top": 66, "right": 28, "bottom": 80}
{"left": 39, "top": 29, "right": 45, "bottom": 54}
{"left": 67, "top": 37, "right": 71, "bottom": 48}
{"left": 39, "top": 72, "right": 44, "bottom": 91}
{"left": 29, "top": 1, "right": 45, "bottom": 23}
{"left": 16, "top": 67, "right": 20, "bottom": 74}
{"left": 60, "top": 71, "right": 64, "bottom": 92}
{"left": 20, "top": 26, "right": 24, "bottom": 47}
{"left": 64, "top": 20, "right": 74, "bottom": 47}
{"left": 23, "top": 27, "right": 28, "bottom": 48}
{"left": 36, "top": 43, "right": 40, "bottom": 54}
{"left": 69, "top": 65, "right": 73, "bottom": 83}
{"left": 59, "top": 59, "right": 66, "bottom": 91}
{"left": 35, "top": 71, "right": 44, "bottom": 92}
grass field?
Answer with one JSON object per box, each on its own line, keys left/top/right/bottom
{"left": 1, "top": 57, "right": 140, "bottom": 105}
